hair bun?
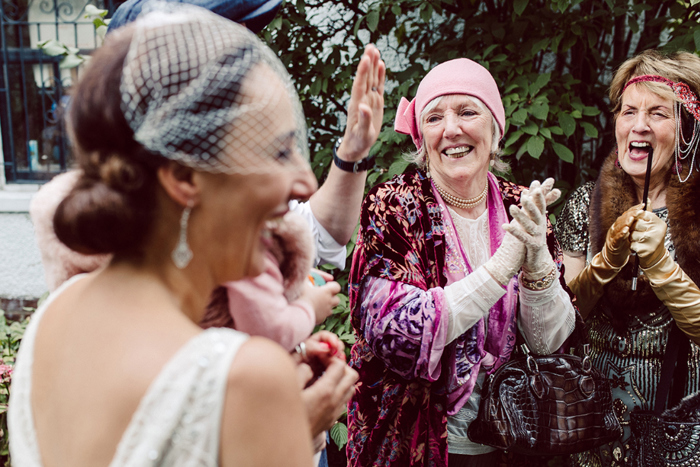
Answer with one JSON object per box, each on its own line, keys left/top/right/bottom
{"left": 54, "top": 161, "right": 155, "bottom": 255}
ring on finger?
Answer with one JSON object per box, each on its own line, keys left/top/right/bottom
{"left": 371, "top": 86, "right": 378, "bottom": 92}
{"left": 295, "top": 342, "right": 308, "bottom": 361}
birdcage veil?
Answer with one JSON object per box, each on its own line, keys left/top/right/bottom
{"left": 119, "top": 2, "right": 310, "bottom": 174}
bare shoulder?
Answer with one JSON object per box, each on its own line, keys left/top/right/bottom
{"left": 227, "top": 337, "right": 298, "bottom": 392}
{"left": 220, "top": 337, "right": 313, "bottom": 466}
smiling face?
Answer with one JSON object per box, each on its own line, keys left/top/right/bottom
{"left": 422, "top": 94, "right": 493, "bottom": 196}
{"left": 195, "top": 65, "right": 316, "bottom": 282}
{"left": 616, "top": 84, "right": 677, "bottom": 187}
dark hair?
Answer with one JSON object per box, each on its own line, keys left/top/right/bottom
{"left": 54, "top": 27, "right": 165, "bottom": 255}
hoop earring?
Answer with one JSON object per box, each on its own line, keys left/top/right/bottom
{"left": 172, "top": 203, "right": 193, "bottom": 269}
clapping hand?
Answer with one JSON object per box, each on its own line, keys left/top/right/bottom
{"left": 630, "top": 206, "right": 667, "bottom": 269}
{"left": 336, "top": 44, "right": 386, "bottom": 162}
{"left": 602, "top": 204, "right": 645, "bottom": 268}
{"left": 505, "top": 179, "right": 559, "bottom": 280}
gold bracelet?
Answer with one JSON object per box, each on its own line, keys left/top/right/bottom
{"left": 521, "top": 266, "right": 557, "bottom": 291}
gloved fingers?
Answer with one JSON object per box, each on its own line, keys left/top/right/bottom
{"left": 533, "top": 178, "right": 557, "bottom": 209}
{"left": 632, "top": 213, "right": 666, "bottom": 241}
{"left": 629, "top": 230, "right": 649, "bottom": 243}
{"left": 629, "top": 241, "right": 646, "bottom": 255}
{"left": 520, "top": 181, "right": 539, "bottom": 206}
{"left": 636, "top": 210, "right": 654, "bottom": 223}
{"left": 631, "top": 220, "right": 651, "bottom": 234}
{"left": 611, "top": 215, "right": 637, "bottom": 235}
{"left": 608, "top": 225, "right": 631, "bottom": 247}
{"left": 528, "top": 179, "right": 542, "bottom": 192}
{"left": 544, "top": 188, "right": 561, "bottom": 206}
{"left": 523, "top": 179, "right": 546, "bottom": 213}
{"left": 503, "top": 223, "right": 533, "bottom": 245}
{"left": 611, "top": 204, "right": 644, "bottom": 232}
{"left": 526, "top": 186, "right": 548, "bottom": 215}
{"left": 639, "top": 209, "right": 666, "bottom": 227}
{"left": 518, "top": 195, "right": 546, "bottom": 228}
{"left": 540, "top": 178, "right": 555, "bottom": 194}
{"left": 509, "top": 204, "right": 539, "bottom": 237}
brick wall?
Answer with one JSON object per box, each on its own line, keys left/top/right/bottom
{"left": 0, "top": 297, "right": 38, "bottom": 321}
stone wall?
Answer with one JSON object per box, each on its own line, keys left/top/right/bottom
{"left": 0, "top": 188, "right": 48, "bottom": 310}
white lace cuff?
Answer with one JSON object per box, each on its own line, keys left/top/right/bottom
{"left": 518, "top": 270, "right": 576, "bottom": 354}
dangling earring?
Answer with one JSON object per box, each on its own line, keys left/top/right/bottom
{"left": 425, "top": 157, "right": 431, "bottom": 178}
{"left": 673, "top": 159, "right": 683, "bottom": 175}
{"left": 172, "top": 202, "right": 193, "bottom": 269}
{"left": 614, "top": 146, "right": 622, "bottom": 169}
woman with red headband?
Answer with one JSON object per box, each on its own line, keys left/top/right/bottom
{"left": 557, "top": 49, "right": 700, "bottom": 466}
{"left": 346, "top": 58, "right": 577, "bottom": 467}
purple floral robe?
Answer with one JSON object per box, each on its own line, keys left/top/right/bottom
{"left": 347, "top": 169, "right": 568, "bottom": 467}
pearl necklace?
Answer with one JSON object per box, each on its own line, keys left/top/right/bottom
{"left": 434, "top": 181, "right": 488, "bottom": 210}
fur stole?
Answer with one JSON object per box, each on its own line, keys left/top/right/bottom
{"left": 265, "top": 210, "right": 315, "bottom": 302}
{"left": 662, "top": 391, "right": 700, "bottom": 422}
{"left": 589, "top": 150, "right": 700, "bottom": 320}
{"left": 30, "top": 170, "right": 111, "bottom": 291}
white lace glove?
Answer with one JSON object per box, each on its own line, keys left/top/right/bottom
{"left": 505, "top": 179, "right": 560, "bottom": 280}
{"left": 483, "top": 230, "right": 526, "bottom": 286}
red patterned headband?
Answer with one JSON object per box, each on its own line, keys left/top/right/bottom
{"left": 622, "top": 74, "right": 700, "bottom": 122}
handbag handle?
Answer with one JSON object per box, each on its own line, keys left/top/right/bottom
{"left": 521, "top": 343, "right": 592, "bottom": 374}
{"left": 654, "top": 322, "right": 691, "bottom": 414}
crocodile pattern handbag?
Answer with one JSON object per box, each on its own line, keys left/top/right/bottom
{"left": 467, "top": 344, "right": 622, "bottom": 455}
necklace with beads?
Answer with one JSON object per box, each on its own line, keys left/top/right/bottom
{"left": 434, "top": 181, "right": 488, "bottom": 210}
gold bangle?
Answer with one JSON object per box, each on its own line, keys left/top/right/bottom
{"left": 522, "top": 266, "right": 557, "bottom": 291}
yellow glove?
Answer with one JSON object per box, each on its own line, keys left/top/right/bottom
{"left": 568, "top": 204, "right": 642, "bottom": 318}
{"left": 629, "top": 209, "right": 667, "bottom": 268}
{"left": 643, "top": 250, "right": 700, "bottom": 346}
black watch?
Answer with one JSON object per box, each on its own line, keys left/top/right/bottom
{"left": 333, "top": 138, "right": 375, "bottom": 173}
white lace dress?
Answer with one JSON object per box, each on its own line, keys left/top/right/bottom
{"left": 8, "top": 276, "right": 249, "bottom": 466}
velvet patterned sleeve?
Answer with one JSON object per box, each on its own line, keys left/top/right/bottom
{"left": 356, "top": 276, "right": 449, "bottom": 381}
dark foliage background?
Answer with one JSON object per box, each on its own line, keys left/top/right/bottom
{"left": 261, "top": 0, "right": 699, "bottom": 279}
{"left": 264, "top": 0, "right": 700, "bottom": 199}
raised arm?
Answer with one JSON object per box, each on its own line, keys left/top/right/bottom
{"left": 309, "top": 44, "right": 386, "bottom": 245}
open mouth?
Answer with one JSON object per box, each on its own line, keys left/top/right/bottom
{"left": 261, "top": 216, "right": 284, "bottom": 248}
{"left": 443, "top": 145, "right": 474, "bottom": 159}
{"left": 628, "top": 141, "right": 652, "bottom": 161}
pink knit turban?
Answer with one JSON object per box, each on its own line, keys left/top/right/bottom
{"left": 394, "top": 58, "right": 505, "bottom": 150}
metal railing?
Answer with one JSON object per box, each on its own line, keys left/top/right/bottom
{"left": 0, "top": 0, "right": 118, "bottom": 183}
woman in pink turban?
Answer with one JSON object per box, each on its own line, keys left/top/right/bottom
{"left": 346, "top": 58, "right": 577, "bottom": 466}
